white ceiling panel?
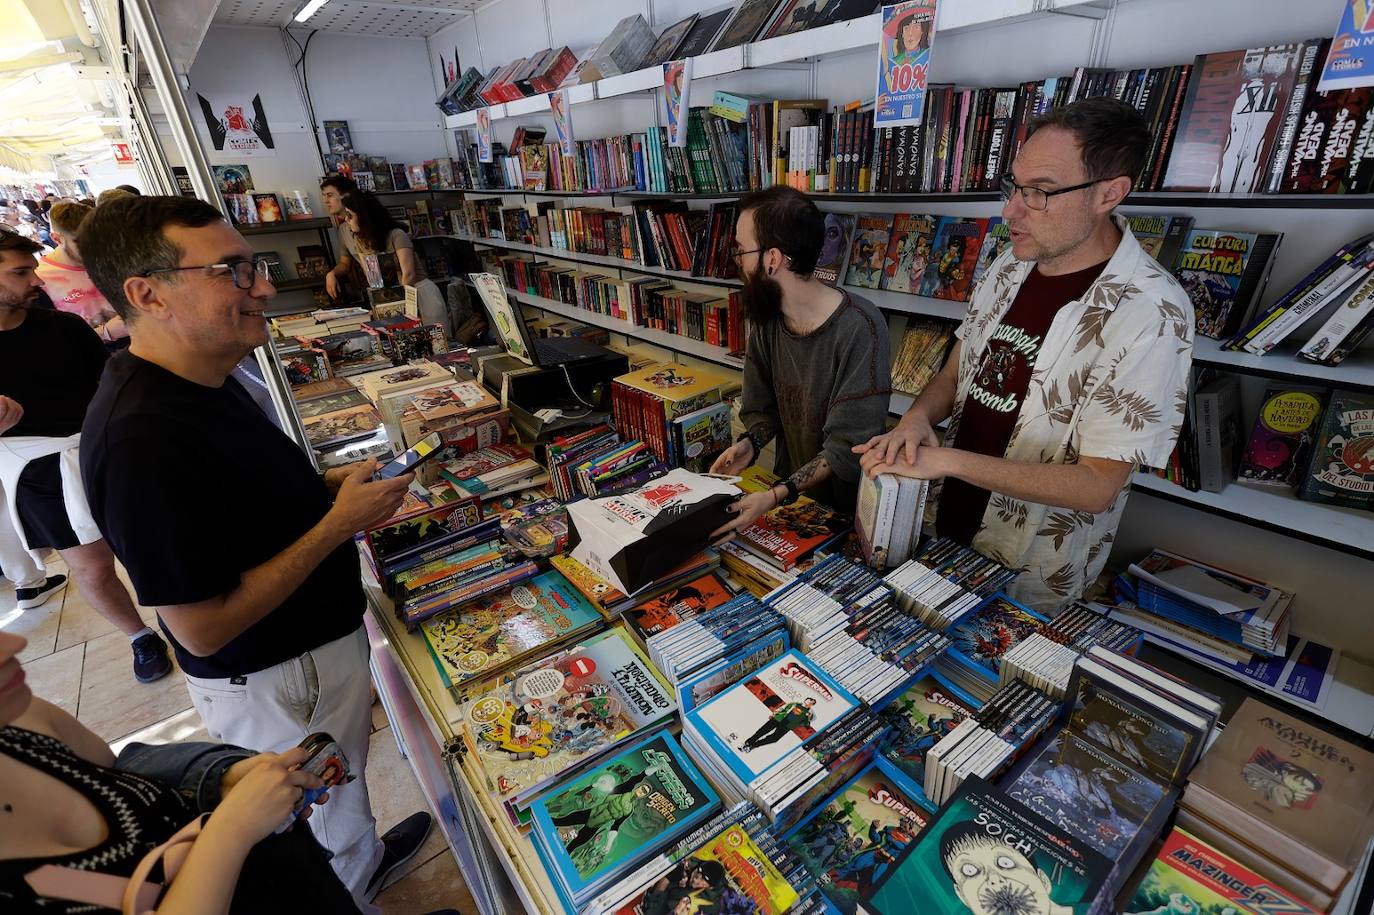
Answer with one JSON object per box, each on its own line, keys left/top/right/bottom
{"left": 214, "top": 0, "right": 485, "bottom": 38}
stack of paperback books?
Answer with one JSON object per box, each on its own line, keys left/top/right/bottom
{"left": 418, "top": 569, "right": 602, "bottom": 695}
{"left": 764, "top": 556, "right": 950, "bottom": 706}
{"left": 454, "top": 627, "right": 676, "bottom": 827}
{"left": 362, "top": 499, "right": 543, "bottom": 631}
{"left": 935, "top": 593, "right": 1050, "bottom": 703}
{"left": 715, "top": 539, "right": 825, "bottom": 596}
{"left": 884, "top": 538, "right": 1019, "bottom": 630}
{"left": 545, "top": 424, "right": 666, "bottom": 502}
{"left": 858, "top": 777, "right": 1115, "bottom": 915}
{"left": 1177, "top": 698, "right": 1374, "bottom": 909}
{"left": 1125, "top": 550, "right": 1292, "bottom": 657}
{"left": 549, "top": 549, "right": 720, "bottom": 620}
{"left": 683, "top": 650, "right": 860, "bottom": 818}
{"left": 922, "top": 679, "right": 1059, "bottom": 806}
{"left": 620, "top": 570, "right": 736, "bottom": 644}
{"left": 1004, "top": 648, "right": 1219, "bottom": 894}
{"left": 584, "top": 803, "right": 815, "bottom": 915}
{"left": 528, "top": 731, "right": 721, "bottom": 914}
{"left": 854, "top": 471, "right": 928, "bottom": 569}
{"left": 646, "top": 593, "right": 790, "bottom": 714}
{"left": 432, "top": 442, "right": 544, "bottom": 502}
{"left": 996, "top": 601, "right": 1144, "bottom": 699}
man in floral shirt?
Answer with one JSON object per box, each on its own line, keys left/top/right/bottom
{"left": 857, "top": 98, "right": 1193, "bottom": 613}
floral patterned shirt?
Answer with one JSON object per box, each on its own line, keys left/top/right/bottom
{"left": 926, "top": 215, "right": 1194, "bottom": 614}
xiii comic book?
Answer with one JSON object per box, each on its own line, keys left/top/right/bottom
{"left": 530, "top": 732, "right": 720, "bottom": 900}
{"left": 459, "top": 627, "right": 676, "bottom": 808}
{"left": 880, "top": 672, "right": 981, "bottom": 789}
{"left": 861, "top": 776, "right": 1112, "bottom": 915}
{"left": 786, "top": 758, "right": 934, "bottom": 914}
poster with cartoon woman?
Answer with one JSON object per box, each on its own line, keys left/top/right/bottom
{"left": 663, "top": 59, "right": 692, "bottom": 148}
{"left": 875, "top": 2, "right": 937, "bottom": 128}
{"left": 550, "top": 88, "right": 575, "bottom": 158}
{"left": 477, "top": 107, "right": 493, "bottom": 163}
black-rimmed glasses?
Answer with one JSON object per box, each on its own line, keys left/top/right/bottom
{"left": 730, "top": 246, "right": 764, "bottom": 264}
{"left": 141, "top": 259, "right": 272, "bottom": 290}
{"left": 998, "top": 173, "right": 1106, "bottom": 211}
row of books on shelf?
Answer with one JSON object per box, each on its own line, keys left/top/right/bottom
{"left": 1160, "top": 372, "right": 1374, "bottom": 512}
{"left": 455, "top": 36, "right": 1374, "bottom": 200}
{"left": 440, "top": 1, "right": 883, "bottom": 117}
{"left": 494, "top": 253, "right": 748, "bottom": 356}
{"left": 323, "top": 150, "right": 476, "bottom": 195}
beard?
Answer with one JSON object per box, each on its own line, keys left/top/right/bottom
{"left": 741, "top": 260, "right": 783, "bottom": 323}
{"left": 0, "top": 287, "right": 38, "bottom": 310}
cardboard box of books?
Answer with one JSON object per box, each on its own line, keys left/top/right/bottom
{"left": 568, "top": 468, "right": 738, "bottom": 594}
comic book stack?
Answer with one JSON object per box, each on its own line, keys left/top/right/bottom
{"left": 884, "top": 538, "right": 1019, "bottom": 630}
{"left": 715, "top": 540, "right": 814, "bottom": 597}
{"left": 610, "top": 363, "right": 734, "bottom": 468}
{"left": 585, "top": 802, "right": 818, "bottom": 915}
{"left": 682, "top": 650, "right": 861, "bottom": 821}
{"left": 528, "top": 730, "right": 722, "bottom": 913}
{"left": 545, "top": 424, "right": 666, "bottom": 501}
{"left": 997, "top": 601, "right": 1143, "bottom": 699}
{"left": 854, "top": 471, "right": 928, "bottom": 570}
{"left": 763, "top": 556, "right": 950, "bottom": 707}
{"left": 362, "top": 498, "right": 542, "bottom": 631}
{"left": 1000, "top": 647, "right": 1219, "bottom": 896}
{"left": 429, "top": 442, "right": 544, "bottom": 504}
{"left": 550, "top": 549, "right": 721, "bottom": 621}
{"left": 1177, "top": 697, "right": 1374, "bottom": 910}
{"left": 418, "top": 569, "right": 604, "bottom": 695}
{"left": 733, "top": 467, "right": 852, "bottom": 574}
{"left": 619, "top": 569, "right": 736, "bottom": 645}
{"left": 646, "top": 593, "right": 791, "bottom": 714}
{"left": 453, "top": 627, "right": 677, "bottom": 827}
{"left": 1126, "top": 828, "right": 1325, "bottom": 915}
{"left": 1124, "top": 549, "right": 1292, "bottom": 657}
{"left": 934, "top": 592, "right": 1050, "bottom": 702}
{"left": 922, "top": 678, "right": 1060, "bottom": 806}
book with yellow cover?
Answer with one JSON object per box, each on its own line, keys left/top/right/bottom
{"left": 613, "top": 362, "right": 734, "bottom": 419}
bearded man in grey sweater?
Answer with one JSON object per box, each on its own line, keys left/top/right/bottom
{"left": 712, "top": 187, "right": 891, "bottom": 539}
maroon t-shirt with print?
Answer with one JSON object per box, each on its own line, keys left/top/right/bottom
{"left": 937, "top": 259, "right": 1108, "bottom": 545}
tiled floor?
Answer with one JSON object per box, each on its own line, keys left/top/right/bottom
{"left": 3, "top": 558, "right": 473, "bottom": 914}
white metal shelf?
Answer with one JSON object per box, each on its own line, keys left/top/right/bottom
{"left": 443, "top": 3, "right": 1111, "bottom": 128}
{"left": 514, "top": 289, "right": 745, "bottom": 371}
{"left": 457, "top": 233, "right": 741, "bottom": 289}
{"left": 1130, "top": 473, "right": 1374, "bottom": 559}
{"left": 1192, "top": 335, "right": 1374, "bottom": 394}
{"left": 855, "top": 285, "right": 969, "bottom": 321}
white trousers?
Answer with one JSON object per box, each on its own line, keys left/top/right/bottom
{"left": 183, "top": 625, "right": 384, "bottom": 913}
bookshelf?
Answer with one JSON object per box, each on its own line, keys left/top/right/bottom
{"left": 455, "top": 233, "right": 743, "bottom": 290}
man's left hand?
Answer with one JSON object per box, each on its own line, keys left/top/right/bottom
{"left": 709, "top": 489, "right": 778, "bottom": 543}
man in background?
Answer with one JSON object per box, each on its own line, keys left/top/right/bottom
{"left": 0, "top": 226, "right": 171, "bottom": 680}
{"left": 711, "top": 185, "right": 890, "bottom": 531}
{"left": 79, "top": 195, "right": 433, "bottom": 909}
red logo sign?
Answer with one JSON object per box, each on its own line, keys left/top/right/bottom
{"left": 568, "top": 657, "right": 597, "bottom": 678}
{"left": 111, "top": 142, "right": 134, "bottom": 166}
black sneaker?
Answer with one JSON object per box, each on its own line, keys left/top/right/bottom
{"left": 365, "top": 811, "right": 433, "bottom": 901}
{"left": 15, "top": 574, "right": 67, "bottom": 610}
{"left": 131, "top": 632, "right": 173, "bottom": 683}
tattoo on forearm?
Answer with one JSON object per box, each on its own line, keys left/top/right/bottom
{"left": 788, "top": 455, "right": 830, "bottom": 491}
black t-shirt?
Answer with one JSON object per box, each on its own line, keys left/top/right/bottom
{"left": 938, "top": 260, "right": 1107, "bottom": 545}
{"left": 80, "top": 351, "right": 364, "bottom": 678}
{"left": 0, "top": 307, "right": 107, "bottom": 437}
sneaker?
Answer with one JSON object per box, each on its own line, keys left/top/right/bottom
{"left": 365, "top": 811, "right": 434, "bottom": 901}
{"left": 131, "top": 632, "right": 173, "bottom": 684}
{"left": 15, "top": 574, "right": 67, "bottom": 610}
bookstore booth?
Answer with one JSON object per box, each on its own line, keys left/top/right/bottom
{"left": 8, "top": 0, "right": 1374, "bottom": 912}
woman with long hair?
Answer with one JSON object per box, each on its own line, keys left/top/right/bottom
{"left": 340, "top": 191, "right": 450, "bottom": 334}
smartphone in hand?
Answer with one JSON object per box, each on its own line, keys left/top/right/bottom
{"left": 374, "top": 432, "right": 443, "bottom": 481}
{"left": 277, "top": 731, "right": 354, "bottom": 832}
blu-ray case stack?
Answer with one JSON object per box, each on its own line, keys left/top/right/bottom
{"left": 645, "top": 593, "right": 791, "bottom": 712}
{"left": 923, "top": 678, "right": 1060, "bottom": 806}
{"left": 883, "top": 538, "right": 1018, "bottom": 629}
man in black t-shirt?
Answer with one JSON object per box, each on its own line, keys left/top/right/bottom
{"left": 0, "top": 226, "right": 171, "bottom": 683}
{"left": 78, "top": 197, "right": 431, "bottom": 909}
